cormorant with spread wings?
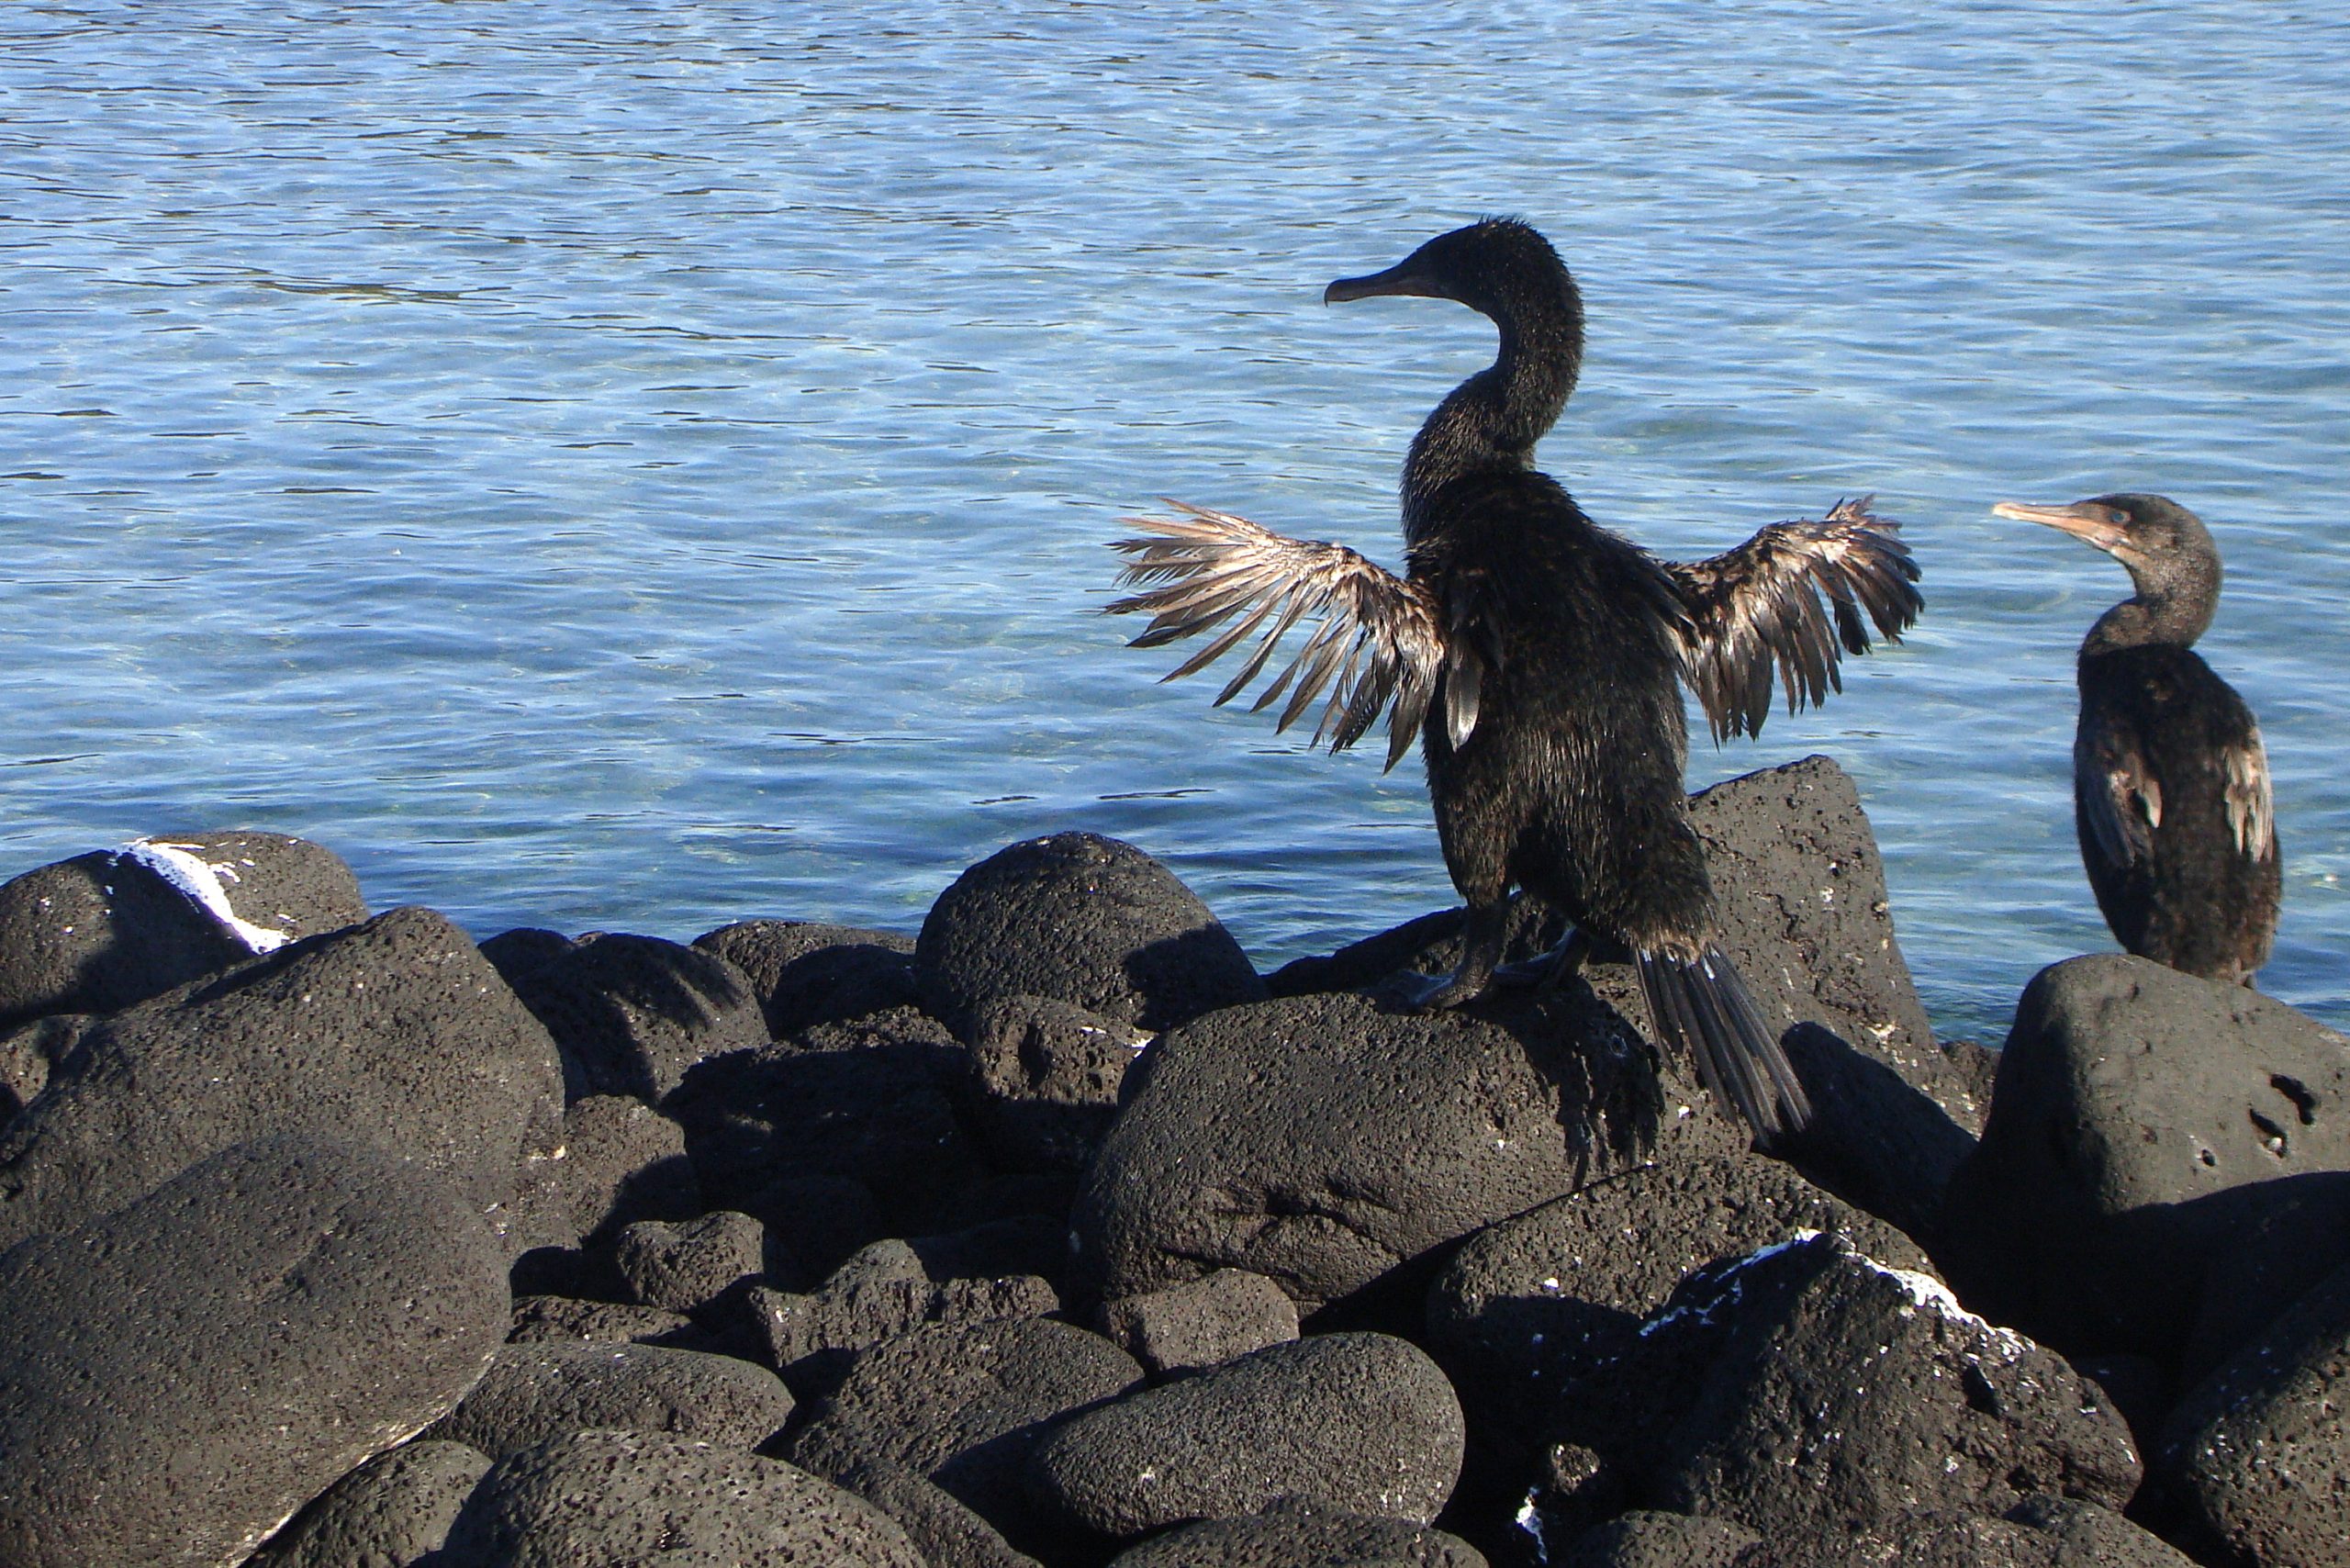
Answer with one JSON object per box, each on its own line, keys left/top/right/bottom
{"left": 1108, "top": 218, "right": 1922, "bottom": 1145}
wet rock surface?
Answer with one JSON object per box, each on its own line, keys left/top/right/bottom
{"left": 5, "top": 783, "right": 2345, "bottom": 1566}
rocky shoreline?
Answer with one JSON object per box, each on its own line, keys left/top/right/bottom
{"left": 0, "top": 755, "right": 2344, "bottom": 1566}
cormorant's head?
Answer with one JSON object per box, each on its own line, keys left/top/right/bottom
{"left": 1995, "top": 492, "right": 2221, "bottom": 598}
{"left": 1325, "top": 217, "right": 1579, "bottom": 330}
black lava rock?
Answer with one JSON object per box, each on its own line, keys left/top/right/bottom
{"left": 1941, "top": 953, "right": 2350, "bottom": 1359}
{"left": 2158, "top": 1250, "right": 2350, "bottom": 1567}
{"left": 1107, "top": 1495, "right": 1489, "bottom": 1566}
{"left": 2181, "top": 1170, "right": 2350, "bottom": 1384}
{"left": 695, "top": 917, "right": 923, "bottom": 1036}
{"left": 610, "top": 1209, "right": 771, "bottom": 1312}
{"left": 247, "top": 1439, "right": 492, "bottom": 1568}
{"left": 916, "top": 832, "right": 1265, "bottom": 1036}
{"left": 1559, "top": 1509, "right": 1759, "bottom": 1568}
{"left": 1099, "top": 1267, "right": 1301, "bottom": 1377}
{"left": 1072, "top": 987, "right": 1677, "bottom": 1322}
{"left": 670, "top": 1034, "right": 985, "bottom": 1238}
{"left": 1742, "top": 1497, "right": 2198, "bottom": 1567}
{"left": 1549, "top": 1234, "right": 2140, "bottom": 1542}
{"left": 493, "top": 929, "right": 769, "bottom": 1102}
{"left": 0, "top": 831, "right": 368, "bottom": 1029}
{"left": 507, "top": 1294, "right": 698, "bottom": 1348}
{"left": 554, "top": 1092, "right": 701, "bottom": 1243}
{"left": 750, "top": 1238, "right": 1060, "bottom": 1399}
{"left": 438, "top": 1428, "right": 925, "bottom": 1567}
{"left": 0, "top": 1133, "right": 509, "bottom": 1568}
{"left": 834, "top": 1458, "right": 1047, "bottom": 1568}
{"left": 1427, "top": 1151, "right": 1930, "bottom": 1441}
{"left": 1027, "top": 1331, "right": 1465, "bottom": 1537}
{"left": 965, "top": 992, "right": 1147, "bottom": 1172}
{"left": 0, "top": 904, "right": 567, "bottom": 1257}
{"left": 424, "top": 1339, "right": 796, "bottom": 1462}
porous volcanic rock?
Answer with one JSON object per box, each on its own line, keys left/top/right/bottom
{"left": 1100, "top": 1267, "right": 1300, "bottom": 1376}
{"left": 1107, "top": 1496, "right": 1488, "bottom": 1566}
{"left": 2158, "top": 1252, "right": 2350, "bottom": 1568}
{"left": 0, "top": 831, "right": 368, "bottom": 1029}
{"left": 1071, "top": 986, "right": 1670, "bottom": 1321}
{"left": 423, "top": 1339, "right": 795, "bottom": 1462}
{"left": 787, "top": 1318, "right": 1142, "bottom": 1537}
{"left": 1546, "top": 1234, "right": 2140, "bottom": 1542}
{"left": 1559, "top": 1509, "right": 1759, "bottom": 1568}
{"left": 507, "top": 1294, "right": 698, "bottom": 1348}
{"left": 966, "top": 993, "right": 1147, "bottom": 1172}
{"left": 834, "top": 1458, "right": 1046, "bottom": 1568}
{"left": 1737, "top": 1497, "right": 2198, "bottom": 1567}
{"left": 247, "top": 1439, "right": 492, "bottom": 1568}
{"left": 915, "top": 832, "right": 1265, "bottom": 1036}
{"left": 1027, "top": 1332, "right": 1465, "bottom": 1536}
{"left": 554, "top": 1092, "right": 700, "bottom": 1242}
{"left": 610, "top": 1209, "right": 770, "bottom": 1312}
{"left": 491, "top": 929, "right": 768, "bottom": 1102}
{"left": 438, "top": 1429, "right": 924, "bottom": 1568}
{"left": 750, "top": 1238, "right": 1059, "bottom": 1398}
{"left": 2181, "top": 1170, "right": 2350, "bottom": 1383}
{"left": 669, "top": 1031, "right": 984, "bottom": 1236}
{"left": 1941, "top": 953, "right": 2350, "bottom": 1358}
{"left": 694, "top": 918, "right": 922, "bottom": 1036}
{"left": 0, "top": 1133, "right": 509, "bottom": 1568}
{"left": 1427, "top": 1151, "right": 1930, "bottom": 1439}
{"left": 0, "top": 904, "right": 566, "bottom": 1255}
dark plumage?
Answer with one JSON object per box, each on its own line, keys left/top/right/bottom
{"left": 1107, "top": 219, "right": 1922, "bottom": 1145}
{"left": 1996, "top": 494, "right": 2279, "bottom": 985}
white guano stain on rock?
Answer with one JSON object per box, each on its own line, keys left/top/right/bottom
{"left": 113, "top": 837, "right": 291, "bottom": 954}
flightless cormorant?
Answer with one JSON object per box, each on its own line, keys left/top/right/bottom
{"left": 1994, "top": 494, "right": 2278, "bottom": 985}
{"left": 1108, "top": 218, "right": 1920, "bottom": 1144}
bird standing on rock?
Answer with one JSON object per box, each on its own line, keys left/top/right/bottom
{"left": 1995, "top": 493, "right": 2279, "bottom": 986}
{"left": 1107, "top": 218, "right": 1922, "bottom": 1145}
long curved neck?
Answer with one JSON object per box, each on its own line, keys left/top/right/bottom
{"left": 1401, "top": 286, "right": 1583, "bottom": 533}
{"left": 2082, "top": 558, "right": 2219, "bottom": 656}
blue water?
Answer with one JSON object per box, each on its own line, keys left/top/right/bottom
{"left": 4, "top": 2, "right": 2346, "bottom": 1046}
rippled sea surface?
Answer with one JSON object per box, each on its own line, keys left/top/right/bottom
{"left": 6, "top": 1, "right": 2346, "bottom": 1043}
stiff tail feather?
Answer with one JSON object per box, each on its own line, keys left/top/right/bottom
{"left": 1636, "top": 944, "right": 1812, "bottom": 1144}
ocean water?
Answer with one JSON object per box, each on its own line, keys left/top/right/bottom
{"left": 4, "top": 0, "right": 2345, "bottom": 1046}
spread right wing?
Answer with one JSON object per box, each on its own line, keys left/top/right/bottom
{"left": 1106, "top": 501, "right": 1451, "bottom": 771}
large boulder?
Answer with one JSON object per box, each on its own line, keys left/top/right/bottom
{"left": 1026, "top": 1331, "right": 1465, "bottom": 1537}
{"left": 1741, "top": 1498, "right": 2198, "bottom": 1567}
{"left": 1099, "top": 1267, "right": 1300, "bottom": 1376}
{"left": 0, "top": 1134, "right": 509, "bottom": 1568}
{"left": 489, "top": 929, "right": 767, "bottom": 1102}
{"left": 749, "top": 1238, "right": 1059, "bottom": 1398}
{"left": 247, "top": 1440, "right": 492, "bottom": 1568}
{"left": 916, "top": 832, "right": 1265, "bottom": 1036}
{"left": 1426, "top": 1151, "right": 1930, "bottom": 1441}
{"left": 834, "top": 1458, "right": 1046, "bottom": 1568}
{"left": 1940, "top": 953, "right": 2350, "bottom": 1358}
{"left": 694, "top": 918, "right": 922, "bottom": 1036}
{"left": 424, "top": 1339, "right": 796, "bottom": 1461}
{"left": 1541, "top": 1234, "right": 2140, "bottom": 1542}
{"left": 438, "top": 1429, "right": 925, "bottom": 1567}
{"left": 2158, "top": 1252, "right": 2350, "bottom": 1568}
{"left": 0, "top": 905, "right": 566, "bottom": 1255}
{"left": 965, "top": 993, "right": 1147, "bottom": 1173}
{"left": 552, "top": 1092, "right": 700, "bottom": 1243}
{"left": 1107, "top": 1496, "right": 1488, "bottom": 1566}
{"left": 1072, "top": 986, "right": 1675, "bottom": 1322}
{"left": 0, "top": 832, "right": 368, "bottom": 1029}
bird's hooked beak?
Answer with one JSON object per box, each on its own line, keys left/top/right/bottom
{"left": 1325, "top": 255, "right": 1446, "bottom": 306}
{"left": 1994, "top": 499, "right": 2132, "bottom": 555}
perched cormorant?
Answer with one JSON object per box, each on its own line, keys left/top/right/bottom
{"left": 1107, "top": 218, "right": 1922, "bottom": 1144}
{"left": 1994, "top": 494, "right": 2279, "bottom": 985}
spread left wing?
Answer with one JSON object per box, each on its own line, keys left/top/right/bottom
{"left": 1664, "top": 495, "right": 1923, "bottom": 744}
{"left": 1106, "top": 501, "right": 1447, "bottom": 770}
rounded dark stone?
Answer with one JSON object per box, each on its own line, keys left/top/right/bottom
{"left": 247, "top": 1439, "right": 491, "bottom": 1568}
{"left": 1028, "top": 1331, "right": 1465, "bottom": 1536}
{"left": 424, "top": 1339, "right": 795, "bottom": 1462}
{"left": 0, "top": 1133, "right": 509, "bottom": 1568}
{"left": 610, "top": 1209, "right": 770, "bottom": 1311}
{"left": 916, "top": 832, "right": 1264, "bottom": 1035}
{"left": 496, "top": 930, "right": 769, "bottom": 1103}
{"left": 834, "top": 1458, "right": 1046, "bottom": 1568}
{"left": 966, "top": 993, "right": 1147, "bottom": 1173}
{"left": 694, "top": 918, "right": 922, "bottom": 1036}
{"left": 1099, "top": 1266, "right": 1299, "bottom": 1376}
{"left": 439, "top": 1429, "right": 924, "bottom": 1567}
{"left": 1559, "top": 1509, "right": 1759, "bottom": 1568}
{"left": 554, "top": 1092, "right": 701, "bottom": 1243}
{"left": 0, "top": 832, "right": 368, "bottom": 1030}
{"left": 0, "top": 904, "right": 567, "bottom": 1257}
{"left": 1108, "top": 1496, "right": 1488, "bottom": 1566}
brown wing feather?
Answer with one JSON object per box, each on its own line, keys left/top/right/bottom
{"left": 2076, "top": 716, "right": 2161, "bottom": 872}
{"left": 1106, "top": 501, "right": 1449, "bottom": 771}
{"left": 2226, "top": 722, "right": 2276, "bottom": 862}
{"left": 1663, "top": 495, "right": 1923, "bottom": 744}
